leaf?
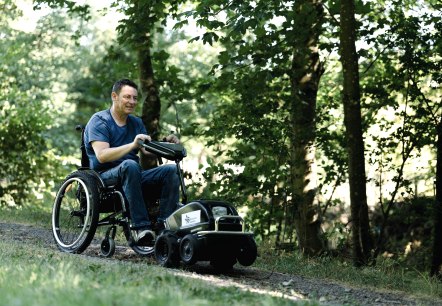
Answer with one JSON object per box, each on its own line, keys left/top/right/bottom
{"left": 202, "top": 32, "right": 219, "bottom": 46}
{"left": 172, "top": 20, "right": 189, "bottom": 30}
{"left": 218, "top": 51, "right": 230, "bottom": 65}
{"left": 188, "top": 36, "right": 200, "bottom": 43}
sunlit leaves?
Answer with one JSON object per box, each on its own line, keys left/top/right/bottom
{"left": 360, "top": 0, "right": 441, "bottom": 209}
{"left": 33, "top": 0, "right": 91, "bottom": 21}
{"left": 0, "top": 5, "right": 90, "bottom": 206}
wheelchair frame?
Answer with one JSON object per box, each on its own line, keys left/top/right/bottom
{"left": 51, "top": 125, "right": 187, "bottom": 257}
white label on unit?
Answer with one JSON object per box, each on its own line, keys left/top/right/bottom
{"left": 182, "top": 210, "right": 201, "bottom": 226}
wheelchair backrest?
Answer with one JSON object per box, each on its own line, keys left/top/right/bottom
{"left": 76, "top": 125, "right": 90, "bottom": 168}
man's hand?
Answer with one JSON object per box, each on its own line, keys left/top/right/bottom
{"left": 133, "top": 134, "right": 151, "bottom": 149}
{"left": 164, "top": 134, "right": 180, "bottom": 144}
{"left": 136, "top": 134, "right": 156, "bottom": 157}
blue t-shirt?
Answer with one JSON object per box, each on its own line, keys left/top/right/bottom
{"left": 84, "top": 109, "right": 147, "bottom": 172}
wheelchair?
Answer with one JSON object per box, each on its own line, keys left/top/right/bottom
{"left": 51, "top": 125, "right": 187, "bottom": 257}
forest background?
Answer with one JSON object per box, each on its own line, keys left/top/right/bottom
{"left": 1, "top": 0, "right": 441, "bottom": 278}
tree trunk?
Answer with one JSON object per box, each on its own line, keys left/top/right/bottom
{"left": 431, "top": 120, "right": 442, "bottom": 279}
{"left": 127, "top": 0, "right": 162, "bottom": 169}
{"left": 340, "top": 0, "right": 372, "bottom": 266}
{"left": 289, "top": 0, "right": 325, "bottom": 256}
{"left": 138, "top": 47, "right": 162, "bottom": 169}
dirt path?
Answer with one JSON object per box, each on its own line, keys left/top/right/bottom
{"left": 0, "top": 222, "right": 440, "bottom": 305}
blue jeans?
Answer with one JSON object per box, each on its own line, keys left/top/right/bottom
{"left": 99, "top": 160, "right": 180, "bottom": 230}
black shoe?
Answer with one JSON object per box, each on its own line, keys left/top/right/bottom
{"left": 153, "top": 222, "right": 166, "bottom": 236}
{"left": 133, "top": 229, "right": 156, "bottom": 246}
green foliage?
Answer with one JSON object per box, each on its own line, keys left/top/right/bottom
{"left": 114, "top": 0, "right": 186, "bottom": 49}
{"left": 372, "top": 197, "right": 435, "bottom": 270}
{"left": 0, "top": 3, "right": 123, "bottom": 206}
{"left": 359, "top": 1, "right": 441, "bottom": 229}
{"left": 177, "top": 0, "right": 334, "bottom": 244}
{"left": 0, "top": 204, "right": 52, "bottom": 227}
{"left": 2, "top": 0, "right": 441, "bottom": 271}
{"left": 68, "top": 44, "right": 138, "bottom": 124}
{"left": 33, "top": 0, "right": 91, "bottom": 20}
{"left": 0, "top": 6, "right": 66, "bottom": 206}
{"left": 0, "top": 86, "right": 54, "bottom": 206}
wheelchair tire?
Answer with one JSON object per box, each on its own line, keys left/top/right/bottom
{"left": 131, "top": 244, "right": 155, "bottom": 257}
{"left": 154, "top": 233, "right": 180, "bottom": 268}
{"left": 52, "top": 171, "right": 100, "bottom": 253}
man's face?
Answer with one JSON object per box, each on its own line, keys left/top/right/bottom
{"left": 112, "top": 85, "right": 138, "bottom": 115}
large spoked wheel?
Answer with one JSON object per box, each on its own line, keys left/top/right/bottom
{"left": 52, "top": 171, "right": 100, "bottom": 253}
{"left": 154, "top": 233, "right": 180, "bottom": 268}
{"left": 237, "top": 236, "right": 258, "bottom": 266}
{"left": 179, "top": 234, "right": 200, "bottom": 266}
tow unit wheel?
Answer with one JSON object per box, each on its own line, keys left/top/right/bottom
{"left": 210, "top": 253, "right": 237, "bottom": 272}
{"left": 179, "top": 234, "right": 200, "bottom": 266}
{"left": 101, "top": 237, "right": 116, "bottom": 257}
{"left": 154, "top": 233, "right": 180, "bottom": 268}
{"left": 237, "top": 236, "right": 257, "bottom": 266}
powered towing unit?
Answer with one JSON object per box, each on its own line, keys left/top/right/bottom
{"left": 139, "top": 140, "right": 258, "bottom": 271}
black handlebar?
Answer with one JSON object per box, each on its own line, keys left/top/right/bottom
{"left": 138, "top": 139, "right": 187, "bottom": 162}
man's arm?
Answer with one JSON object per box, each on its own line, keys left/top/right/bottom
{"left": 92, "top": 134, "right": 151, "bottom": 163}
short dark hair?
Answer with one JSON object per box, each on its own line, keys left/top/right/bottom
{"left": 112, "top": 79, "right": 138, "bottom": 95}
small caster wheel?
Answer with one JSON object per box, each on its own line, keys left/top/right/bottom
{"left": 101, "top": 237, "right": 115, "bottom": 257}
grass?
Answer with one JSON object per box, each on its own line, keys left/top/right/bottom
{"left": 1, "top": 205, "right": 441, "bottom": 305}
{"left": 0, "top": 206, "right": 312, "bottom": 306}
{"left": 1, "top": 204, "right": 52, "bottom": 228}
{"left": 0, "top": 239, "right": 307, "bottom": 306}
{"left": 255, "top": 241, "right": 442, "bottom": 302}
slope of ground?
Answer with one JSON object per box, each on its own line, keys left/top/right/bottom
{"left": 1, "top": 222, "right": 440, "bottom": 306}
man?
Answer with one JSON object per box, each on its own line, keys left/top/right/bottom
{"left": 84, "top": 79, "right": 180, "bottom": 246}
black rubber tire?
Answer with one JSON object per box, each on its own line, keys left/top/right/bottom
{"left": 101, "top": 237, "right": 116, "bottom": 257}
{"left": 210, "top": 252, "right": 237, "bottom": 272}
{"left": 154, "top": 233, "right": 180, "bottom": 268}
{"left": 179, "top": 234, "right": 200, "bottom": 266}
{"left": 52, "top": 171, "right": 100, "bottom": 253}
{"left": 131, "top": 244, "right": 155, "bottom": 257}
{"left": 237, "top": 236, "right": 258, "bottom": 266}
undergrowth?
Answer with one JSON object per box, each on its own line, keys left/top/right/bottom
{"left": 255, "top": 240, "right": 442, "bottom": 300}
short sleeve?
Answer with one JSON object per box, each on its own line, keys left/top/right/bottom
{"left": 87, "top": 115, "right": 110, "bottom": 144}
{"left": 136, "top": 117, "right": 147, "bottom": 135}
